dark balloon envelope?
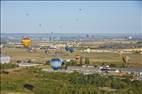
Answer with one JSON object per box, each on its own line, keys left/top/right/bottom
{"left": 65, "top": 46, "right": 69, "bottom": 51}
{"left": 50, "top": 58, "right": 62, "bottom": 70}
{"left": 69, "top": 47, "right": 74, "bottom": 53}
{"left": 65, "top": 46, "right": 74, "bottom": 53}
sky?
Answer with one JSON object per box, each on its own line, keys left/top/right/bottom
{"left": 1, "top": 1, "right": 142, "bottom": 34}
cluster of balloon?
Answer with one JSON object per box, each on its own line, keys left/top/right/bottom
{"left": 75, "top": 8, "right": 83, "bottom": 22}
{"left": 65, "top": 46, "right": 74, "bottom": 53}
{"left": 50, "top": 58, "right": 63, "bottom": 70}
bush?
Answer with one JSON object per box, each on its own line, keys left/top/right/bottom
{"left": 0, "top": 63, "right": 17, "bottom": 70}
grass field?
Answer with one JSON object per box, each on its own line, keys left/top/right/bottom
{"left": 1, "top": 67, "right": 142, "bottom": 94}
{"left": 1, "top": 47, "right": 142, "bottom": 94}
{"left": 2, "top": 47, "right": 142, "bottom": 68}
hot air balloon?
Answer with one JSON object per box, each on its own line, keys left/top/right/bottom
{"left": 65, "top": 46, "right": 69, "bottom": 51}
{"left": 65, "top": 46, "right": 74, "bottom": 53}
{"left": 44, "top": 49, "right": 48, "bottom": 55}
{"left": 69, "top": 47, "right": 74, "bottom": 53}
{"left": 21, "top": 37, "right": 31, "bottom": 48}
{"left": 39, "top": 24, "right": 42, "bottom": 27}
{"left": 119, "top": 51, "right": 130, "bottom": 67}
{"left": 79, "top": 8, "right": 82, "bottom": 11}
{"left": 122, "top": 55, "right": 130, "bottom": 64}
{"left": 50, "top": 58, "right": 63, "bottom": 70}
{"left": 25, "top": 13, "right": 30, "bottom": 16}
{"left": 75, "top": 55, "right": 80, "bottom": 60}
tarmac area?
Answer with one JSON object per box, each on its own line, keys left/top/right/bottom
{"left": 41, "top": 66, "right": 142, "bottom": 76}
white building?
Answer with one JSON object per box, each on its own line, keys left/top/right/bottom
{"left": 0, "top": 55, "right": 11, "bottom": 64}
{"left": 0, "top": 44, "right": 4, "bottom": 48}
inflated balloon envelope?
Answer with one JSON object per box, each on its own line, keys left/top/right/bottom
{"left": 21, "top": 37, "right": 31, "bottom": 48}
{"left": 50, "top": 58, "right": 63, "bottom": 70}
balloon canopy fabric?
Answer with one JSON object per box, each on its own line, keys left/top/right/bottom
{"left": 21, "top": 37, "right": 31, "bottom": 48}
{"left": 65, "top": 46, "right": 74, "bottom": 53}
{"left": 50, "top": 58, "right": 63, "bottom": 70}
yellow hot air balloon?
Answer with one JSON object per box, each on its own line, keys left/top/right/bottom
{"left": 21, "top": 37, "right": 31, "bottom": 48}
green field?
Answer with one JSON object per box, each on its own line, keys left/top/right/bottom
{"left": 1, "top": 48, "right": 142, "bottom": 94}
{"left": 2, "top": 48, "right": 142, "bottom": 67}
{"left": 1, "top": 67, "right": 142, "bottom": 94}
